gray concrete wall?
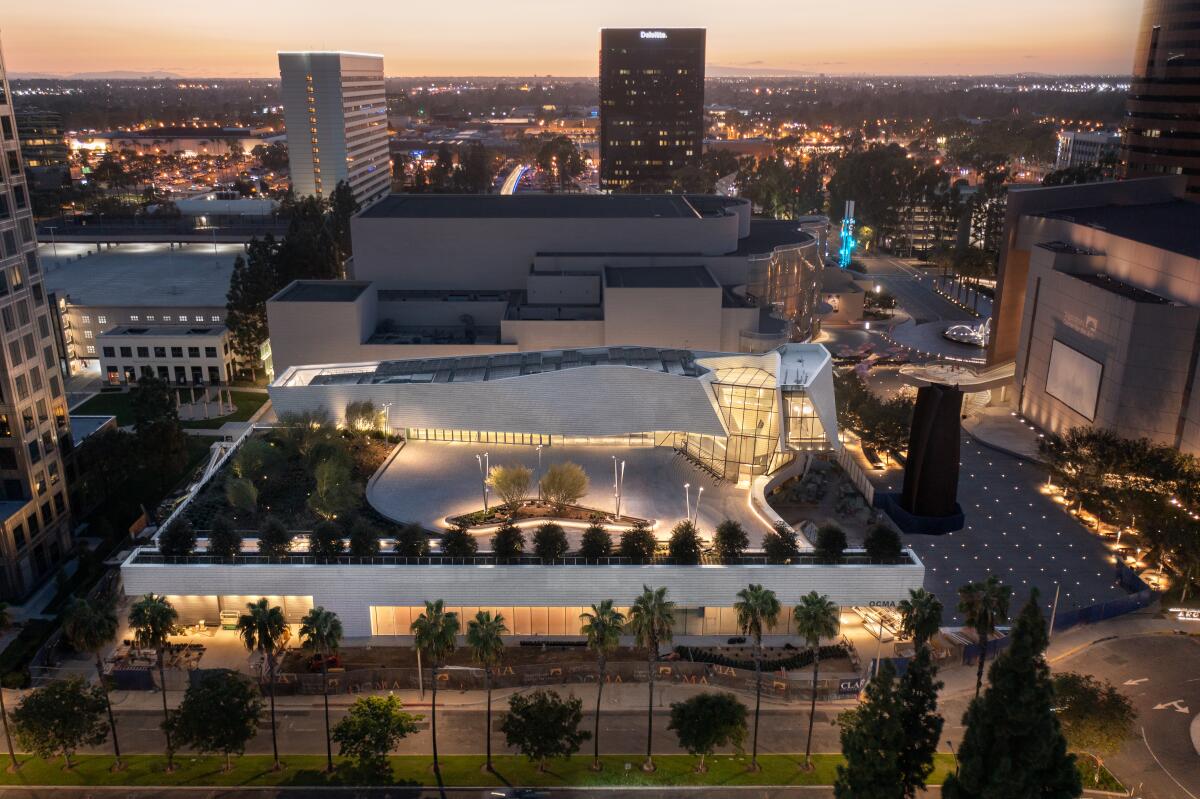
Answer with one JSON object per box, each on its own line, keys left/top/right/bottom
{"left": 603, "top": 286, "right": 724, "bottom": 351}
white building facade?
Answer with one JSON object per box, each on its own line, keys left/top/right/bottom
{"left": 278, "top": 52, "right": 390, "bottom": 205}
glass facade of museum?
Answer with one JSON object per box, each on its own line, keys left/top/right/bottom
{"left": 747, "top": 241, "right": 821, "bottom": 341}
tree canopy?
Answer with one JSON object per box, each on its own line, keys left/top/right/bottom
{"left": 501, "top": 689, "right": 590, "bottom": 772}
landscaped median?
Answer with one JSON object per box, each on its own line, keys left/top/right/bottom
{"left": 0, "top": 754, "right": 1124, "bottom": 791}
{"left": 0, "top": 753, "right": 952, "bottom": 788}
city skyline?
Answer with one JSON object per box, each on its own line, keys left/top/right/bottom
{"left": 4, "top": 0, "right": 1141, "bottom": 78}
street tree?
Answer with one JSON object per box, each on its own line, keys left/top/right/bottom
{"left": 1052, "top": 672, "right": 1137, "bottom": 786}
{"left": 225, "top": 237, "right": 279, "bottom": 380}
{"left": 762, "top": 522, "right": 800, "bottom": 564}
{"left": 627, "top": 585, "right": 676, "bottom": 771}
{"left": 333, "top": 695, "right": 421, "bottom": 778}
{"left": 410, "top": 599, "right": 459, "bottom": 772}
{"left": 668, "top": 520, "right": 704, "bottom": 565}
{"left": 440, "top": 522, "right": 478, "bottom": 558}
{"left": 0, "top": 603, "right": 16, "bottom": 770}
{"left": 897, "top": 645, "right": 944, "bottom": 797}
{"left": 793, "top": 591, "right": 840, "bottom": 769}
{"left": 898, "top": 588, "right": 944, "bottom": 649}
{"left": 668, "top": 692, "right": 747, "bottom": 773}
{"left": 237, "top": 598, "right": 288, "bottom": 770}
{"left": 834, "top": 660, "right": 906, "bottom": 797}
{"left": 713, "top": 520, "right": 749, "bottom": 564}
{"left": 299, "top": 606, "right": 344, "bottom": 772}
{"left": 501, "top": 690, "right": 589, "bottom": 772}
{"left": 579, "top": 523, "right": 612, "bottom": 561}
{"left": 62, "top": 596, "right": 123, "bottom": 769}
{"left": 487, "top": 465, "right": 532, "bottom": 513}
{"left": 491, "top": 523, "right": 525, "bottom": 559}
{"left": 619, "top": 523, "right": 657, "bottom": 562}
{"left": 466, "top": 610, "right": 508, "bottom": 772}
{"left": 958, "top": 576, "right": 1012, "bottom": 698}
{"left": 533, "top": 522, "right": 569, "bottom": 563}
{"left": 11, "top": 678, "right": 108, "bottom": 770}
{"left": 943, "top": 592, "right": 1081, "bottom": 799}
{"left": 540, "top": 462, "right": 588, "bottom": 512}
{"left": 128, "top": 594, "right": 178, "bottom": 770}
{"left": 166, "top": 670, "right": 264, "bottom": 772}
{"left": 579, "top": 599, "right": 625, "bottom": 770}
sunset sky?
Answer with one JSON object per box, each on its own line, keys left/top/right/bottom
{"left": 3, "top": 0, "right": 1142, "bottom": 78}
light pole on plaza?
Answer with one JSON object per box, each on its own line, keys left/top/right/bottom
{"left": 613, "top": 456, "right": 625, "bottom": 520}
{"left": 684, "top": 483, "right": 691, "bottom": 523}
{"left": 536, "top": 445, "right": 544, "bottom": 502}
{"left": 694, "top": 486, "right": 704, "bottom": 524}
{"left": 476, "top": 453, "right": 490, "bottom": 512}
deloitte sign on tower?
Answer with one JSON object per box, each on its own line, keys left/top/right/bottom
{"left": 640, "top": 30, "right": 668, "bottom": 39}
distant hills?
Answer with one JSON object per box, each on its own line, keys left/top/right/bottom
{"left": 11, "top": 70, "right": 188, "bottom": 80}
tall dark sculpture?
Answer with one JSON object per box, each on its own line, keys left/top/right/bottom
{"left": 901, "top": 384, "right": 963, "bottom": 517}
{"left": 875, "top": 383, "right": 965, "bottom": 534}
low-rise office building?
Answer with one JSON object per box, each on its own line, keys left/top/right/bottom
{"left": 97, "top": 325, "right": 233, "bottom": 387}
{"left": 267, "top": 194, "right": 823, "bottom": 372}
{"left": 41, "top": 241, "right": 240, "bottom": 374}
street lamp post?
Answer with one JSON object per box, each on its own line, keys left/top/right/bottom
{"left": 612, "top": 457, "right": 625, "bottom": 519}
{"left": 694, "top": 486, "right": 704, "bottom": 524}
{"left": 536, "top": 444, "right": 544, "bottom": 503}
{"left": 684, "top": 483, "right": 691, "bottom": 524}
{"left": 476, "top": 453, "right": 490, "bottom": 512}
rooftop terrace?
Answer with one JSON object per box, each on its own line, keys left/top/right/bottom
{"left": 1034, "top": 200, "right": 1200, "bottom": 260}
{"left": 41, "top": 242, "right": 241, "bottom": 307}
{"left": 358, "top": 193, "right": 702, "bottom": 220}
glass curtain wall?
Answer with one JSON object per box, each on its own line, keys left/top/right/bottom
{"left": 747, "top": 242, "right": 821, "bottom": 341}
{"left": 783, "top": 389, "right": 830, "bottom": 449}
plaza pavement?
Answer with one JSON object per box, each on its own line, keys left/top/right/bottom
{"left": 368, "top": 441, "right": 773, "bottom": 545}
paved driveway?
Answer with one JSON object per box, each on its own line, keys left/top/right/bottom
{"left": 368, "top": 442, "right": 772, "bottom": 544}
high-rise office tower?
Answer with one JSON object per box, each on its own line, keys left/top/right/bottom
{"left": 0, "top": 39, "right": 73, "bottom": 599}
{"left": 278, "top": 51, "right": 390, "bottom": 205}
{"left": 599, "top": 28, "right": 705, "bottom": 191}
{"left": 1121, "top": 0, "right": 1200, "bottom": 197}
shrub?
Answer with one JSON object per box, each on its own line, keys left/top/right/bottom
{"left": 863, "top": 523, "right": 903, "bottom": 561}
{"left": 310, "top": 520, "right": 345, "bottom": 559}
{"left": 308, "top": 457, "right": 361, "bottom": 520}
{"left": 669, "top": 520, "right": 704, "bottom": 565}
{"left": 619, "top": 523, "right": 657, "bottom": 562}
{"left": 257, "top": 517, "right": 293, "bottom": 558}
{"left": 487, "top": 464, "right": 532, "bottom": 513}
{"left": 540, "top": 462, "right": 588, "bottom": 512}
{"left": 440, "top": 522, "right": 478, "bottom": 558}
{"left": 534, "top": 523, "right": 569, "bottom": 563}
{"left": 394, "top": 523, "right": 430, "bottom": 557}
{"left": 231, "top": 438, "right": 284, "bottom": 484}
{"left": 579, "top": 523, "right": 612, "bottom": 560}
{"left": 762, "top": 522, "right": 800, "bottom": 564}
{"left": 207, "top": 516, "right": 242, "bottom": 558}
{"left": 224, "top": 477, "right": 258, "bottom": 515}
{"left": 713, "top": 519, "right": 749, "bottom": 564}
{"left": 491, "top": 523, "right": 525, "bottom": 559}
{"left": 348, "top": 517, "right": 380, "bottom": 558}
{"left": 815, "top": 523, "right": 848, "bottom": 562}
{"left": 159, "top": 518, "right": 196, "bottom": 557}
{"left": 344, "top": 400, "right": 379, "bottom": 433}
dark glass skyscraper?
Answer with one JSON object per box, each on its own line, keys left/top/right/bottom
{"left": 1121, "top": 0, "right": 1200, "bottom": 197}
{"left": 599, "top": 28, "right": 705, "bottom": 191}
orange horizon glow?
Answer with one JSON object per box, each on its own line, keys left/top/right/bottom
{"left": 3, "top": 1, "right": 1141, "bottom": 78}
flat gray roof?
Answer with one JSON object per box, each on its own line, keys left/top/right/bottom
{"left": 1034, "top": 201, "right": 1200, "bottom": 260}
{"left": 272, "top": 281, "right": 371, "bottom": 303}
{"left": 41, "top": 242, "right": 239, "bottom": 308}
{"left": 604, "top": 265, "right": 717, "bottom": 289}
{"left": 359, "top": 194, "right": 701, "bottom": 220}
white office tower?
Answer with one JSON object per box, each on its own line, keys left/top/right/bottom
{"left": 278, "top": 52, "right": 390, "bottom": 205}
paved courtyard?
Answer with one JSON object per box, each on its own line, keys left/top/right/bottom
{"left": 368, "top": 441, "right": 774, "bottom": 545}
{"left": 871, "top": 434, "right": 1130, "bottom": 625}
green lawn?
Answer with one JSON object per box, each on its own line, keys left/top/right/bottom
{"left": 182, "top": 390, "right": 269, "bottom": 429}
{"left": 0, "top": 753, "right": 954, "bottom": 788}
{"left": 71, "top": 390, "right": 268, "bottom": 429}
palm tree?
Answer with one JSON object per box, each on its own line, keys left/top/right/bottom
{"left": 298, "top": 606, "right": 343, "bottom": 773}
{"left": 411, "top": 599, "right": 460, "bottom": 773}
{"left": 898, "top": 588, "right": 944, "bottom": 651}
{"left": 128, "top": 594, "right": 179, "bottom": 770}
{"left": 793, "top": 591, "right": 839, "bottom": 771}
{"left": 627, "top": 585, "right": 675, "bottom": 772}
{"left": 63, "top": 596, "right": 123, "bottom": 770}
{"left": 580, "top": 600, "right": 625, "bottom": 771}
{"left": 957, "top": 576, "right": 1012, "bottom": 698}
{"left": 0, "top": 603, "right": 17, "bottom": 771}
{"left": 734, "top": 584, "right": 781, "bottom": 771}
{"left": 238, "top": 598, "right": 288, "bottom": 771}
{"left": 466, "top": 610, "right": 507, "bottom": 772}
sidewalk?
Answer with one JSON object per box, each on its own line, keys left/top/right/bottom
{"left": 962, "top": 406, "right": 1044, "bottom": 462}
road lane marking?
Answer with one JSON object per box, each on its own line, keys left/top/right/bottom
{"left": 1141, "top": 726, "right": 1199, "bottom": 799}
{"left": 1125, "top": 678, "right": 1149, "bottom": 686}
{"left": 1153, "top": 700, "right": 1190, "bottom": 714}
